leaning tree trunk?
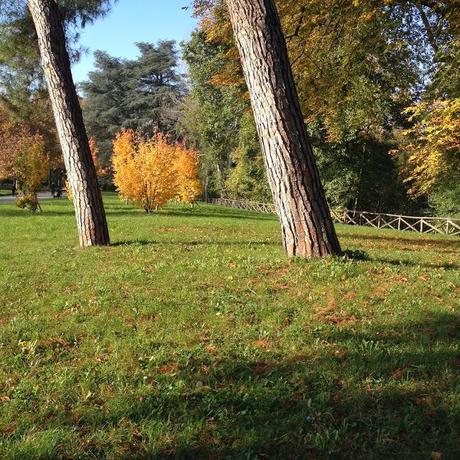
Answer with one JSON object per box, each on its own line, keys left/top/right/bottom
{"left": 225, "top": 0, "right": 341, "bottom": 258}
{"left": 28, "top": 0, "right": 110, "bottom": 247}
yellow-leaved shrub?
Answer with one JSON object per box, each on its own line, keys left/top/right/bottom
{"left": 112, "top": 130, "right": 202, "bottom": 212}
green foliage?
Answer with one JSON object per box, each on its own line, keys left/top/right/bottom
{"left": 225, "top": 111, "right": 271, "bottom": 201}
{"left": 181, "top": 30, "right": 247, "bottom": 198}
{"left": 0, "top": 0, "right": 115, "bottom": 105}
{"left": 0, "top": 194, "right": 459, "bottom": 457}
{"left": 182, "top": 0, "right": 460, "bottom": 215}
{"left": 430, "top": 183, "right": 460, "bottom": 218}
{"left": 81, "top": 41, "right": 184, "bottom": 168}
{"left": 314, "top": 137, "right": 409, "bottom": 212}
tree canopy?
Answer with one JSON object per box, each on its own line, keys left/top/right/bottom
{"left": 0, "top": 0, "right": 116, "bottom": 191}
{"left": 180, "top": 0, "right": 459, "bottom": 215}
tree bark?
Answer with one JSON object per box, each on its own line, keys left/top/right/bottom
{"left": 225, "top": 0, "right": 341, "bottom": 257}
{"left": 28, "top": 0, "right": 110, "bottom": 247}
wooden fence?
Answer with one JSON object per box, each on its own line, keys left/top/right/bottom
{"left": 210, "top": 198, "right": 460, "bottom": 236}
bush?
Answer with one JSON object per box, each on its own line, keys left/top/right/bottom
{"left": 112, "top": 131, "right": 202, "bottom": 212}
{"left": 16, "top": 193, "right": 40, "bottom": 213}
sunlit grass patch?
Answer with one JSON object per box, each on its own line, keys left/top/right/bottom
{"left": 0, "top": 194, "right": 459, "bottom": 458}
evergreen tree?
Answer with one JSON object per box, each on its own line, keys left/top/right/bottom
{"left": 81, "top": 40, "right": 184, "bottom": 168}
{"left": 126, "top": 41, "right": 183, "bottom": 132}
{"left": 28, "top": 0, "right": 110, "bottom": 247}
{"left": 80, "top": 51, "right": 129, "bottom": 165}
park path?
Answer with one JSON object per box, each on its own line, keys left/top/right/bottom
{"left": 0, "top": 192, "right": 64, "bottom": 203}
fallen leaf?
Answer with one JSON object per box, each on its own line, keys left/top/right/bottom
{"left": 254, "top": 339, "right": 270, "bottom": 349}
{"left": 391, "top": 368, "right": 404, "bottom": 380}
{"left": 254, "top": 361, "right": 272, "bottom": 375}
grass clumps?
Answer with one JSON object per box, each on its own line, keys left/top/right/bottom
{"left": 0, "top": 194, "right": 459, "bottom": 458}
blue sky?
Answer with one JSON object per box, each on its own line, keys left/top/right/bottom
{"left": 71, "top": 0, "right": 197, "bottom": 83}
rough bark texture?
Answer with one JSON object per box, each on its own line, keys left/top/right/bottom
{"left": 28, "top": 0, "right": 110, "bottom": 247}
{"left": 225, "top": 0, "right": 341, "bottom": 257}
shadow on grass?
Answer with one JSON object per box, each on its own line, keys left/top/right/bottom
{"left": 0, "top": 207, "right": 278, "bottom": 222}
{"left": 374, "top": 257, "right": 459, "bottom": 270}
{"left": 110, "top": 241, "right": 458, "bottom": 270}
{"left": 106, "top": 208, "right": 278, "bottom": 221}
{"left": 75, "top": 313, "right": 460, "bottom": 459}
{"left": 112, "top": 239, "right": 279, "bottom": 247}
{"left": 339, "top": 231, "right": 460, "bottom": 249}
{"left": 342, "top": 249, "right": 459, "bottom": 270}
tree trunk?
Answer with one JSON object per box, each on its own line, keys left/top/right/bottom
{"left": 28, "top": 0, "right": 110, "bottom": 247}
{"left": 225, "top": 0, "right": 341, "bottom": 258}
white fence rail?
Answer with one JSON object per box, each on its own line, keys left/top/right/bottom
{"left": 210, "top": 198, "right": 460, "bottom": 236}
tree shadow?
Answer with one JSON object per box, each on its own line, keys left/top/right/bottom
{"left": 106, "top": 209, "right": 278, "bottom": 221}
{"left": 60, "top": 313, "right": 460, "bottom": 459}
{"left": 342, "top": 250, "right": 459, "bottom": 270}
{"left": 0, "top": 209, "right": 76, "bottom": 218}
{"left": 373, "top": 257, "right": 459, "bottom": 270}
{"left": 339, "top": 231, "right": 460, "bottom": 249}
{"left": 111, "top": 239, "right": 279, "bottom": 248}
{"left": 0, "top": 206, "right": 277, "bottom": 221}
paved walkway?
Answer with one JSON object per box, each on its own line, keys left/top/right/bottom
{"left": 0, "top": 192, "right": 64, "bottom": 203}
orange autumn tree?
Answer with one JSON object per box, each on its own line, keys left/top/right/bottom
{"left": 0, "top": 107, "right": 49, "bottom": 211}
{"left": 89, "top": 137, "right": 106, "bottom": 179}
{"left": 175, "top": 145, "right": 202, "bottom": 204}
{"left": 112, "top": 130, "right": 201, "bottom": 212}
{"left": 112, "top": 130, "right": 143, "bottom": 204}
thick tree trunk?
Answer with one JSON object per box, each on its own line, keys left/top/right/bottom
{"left": 28, "top": 0, "right": 110, "bottom": 247}
{"left": 225, "top": 0, "right": 341, "bottom": 257}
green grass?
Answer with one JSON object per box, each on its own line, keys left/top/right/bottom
{"left": 0, "top": 193, "right": 459, "bottom": 459}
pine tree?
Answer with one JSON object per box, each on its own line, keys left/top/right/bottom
{"left": 225, "top": 0, "right": 341, "bottom": 257}
{"left": 28, "top": 0, "right": 110, "bottom": 246}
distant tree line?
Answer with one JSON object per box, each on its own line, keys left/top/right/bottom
{"left": 1, "top": 0, "right": 458, "bottom": 219}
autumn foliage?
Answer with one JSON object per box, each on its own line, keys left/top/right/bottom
{"left": 0, "top": 107, "right": 49, "bottom": 211}
{"left": 112, "top": 130, "right": 202, "bottom": 212}
{"left": 394, "top": 98, "right": 460, "bottom": 197}
{"left": 175, "top": 147, "right": 202, "bottom": 204}
{"left": 89, "top": 137, "right": 106, "bottom": 179}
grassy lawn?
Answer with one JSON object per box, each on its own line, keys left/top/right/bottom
{"left": 0, "top": 193, "right": 459, "bottom": 459}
